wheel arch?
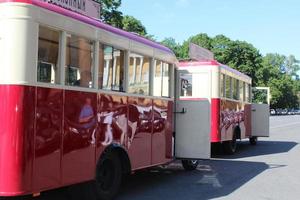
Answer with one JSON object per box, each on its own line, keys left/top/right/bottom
{"left": 97, "top": 144, "right": 132, "bottom": 175}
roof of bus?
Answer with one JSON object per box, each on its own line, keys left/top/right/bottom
{"left": 1, "top": 0, "right": 174, "bottom": 55}
{"left": 179, "top": 60, "right": 252, "bottom": 81}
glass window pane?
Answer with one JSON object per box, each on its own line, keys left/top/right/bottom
{"left": 248, "top": 84, "right": 252, "bottom": 102}
{"left": 245, "top": 83, "right": 250, "bottom": 102}
{"left": 239, "top": 81, "right": 244, "bottom": 101}
{"left": 101, "top": 46, "right": 124, "bottom": 91}
{"left": 98, "top": 43, "right": 104, "bottom": 89}
{"left": 233, "top": 79, "right": 238, "bottom": 100}
{"left": 225, "top": 76, "right": 232, "bottom": 99}
{"left": 128, "top": 53, "right": 150, "bottom": 95}
{"left": 112, "top": 49, "right": 124, "bottom": 91}
{"left": 154, "top": 60, "right": 163, "bottom": 96}
{"left": 65, "top": 35, "right": 93, "bottom": 88}
{"left": 180, "top": 73, "right": 193, "bottom": 97}
{"left": 102, "top": 46, "right": 113, "bottom": 90}
{"left": 37, "top": 26, "right": 59, "bottom": 84}
{"left": 162, "top": 63, "right": 170, "bottom": 97}
{"left": 220, "top": 74, "right": 225, "bottom": 98}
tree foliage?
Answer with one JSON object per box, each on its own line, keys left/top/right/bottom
{"left": 179, "top": 33, "right": 212, "bottom": 59}
{"left": 95, "top": 1, "right": 300, "bottom": 109}
{"left": 257, "top": 53, "right": 299, "bottom": 108}
{"left": 122, "top": 15, "right": 147, "bottom": 36}
{"left": 284, "top": 55, "right": 300, "bottom": 77}
{"left": 161, "top": 37, "right": 181, "bottom": 57}
{"left": 98, "top": 0, "right": 123, "bottom": 28}
{"left": 161, "top": 34, "right": 300, "bottom": 109}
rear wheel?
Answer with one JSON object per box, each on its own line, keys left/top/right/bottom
{"left": 95, "top": 151, "right": 122, "bottom": 200}
{"left": 181, "top": 160, "right": 199, "bottom": 171}
{"left": 223, "top": 132, "right": 237, "bottom": 155}
{"left": 249, "top": 137, "right": 258, "bottom": 145}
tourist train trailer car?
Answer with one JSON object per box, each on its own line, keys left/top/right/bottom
{"left": 0, "top": 0, "right": 212, "bottom": 199}
{"left": 0, "top": 0, "right": 269, "bottom": 199}
{"left": 177, "top": 60, "right": 270, "bottom": 154}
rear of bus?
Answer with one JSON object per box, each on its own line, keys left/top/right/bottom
{"left": 178, "top": 61, "right": 221, "bottom": 142}
{"left": 0, "top": 4, "right": 38, "bottom": 196}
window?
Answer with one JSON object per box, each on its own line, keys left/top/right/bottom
{"left": 162, "top": 62, "right": 170, "bottom": 97}
{"left": 248, "top": 84, "right": 252, "bottom": 102}
{"left": 153, "top": 60, "right": 171, "bottom": 97}
{"left": 225, "top": 75, "right": 232, "bottom": 99}
{"left": 239, "top": 81, "right": 244, "bottom": 101}
{"left": 245, "top": 83, "right": 250, "bottom": 102}
{"left": 65, "top": 34, "right": 94, "bottom": 88}
{"left": 98, "top": 44, "right": 104, "bottom": 89}
{"left": 154, "top": 60, "right": 163, "bottom": 96}
{"left": 100, "top": 45, "right": 125, "bottom": 91}
{"left": 232, "top": 79, "right": 239, "bottom": 100}
{"left": 180, "top": 73, "right": 193, "bottom": 97}
{"left": 128, "top": 53, "right": 150, "bottom": 95}
{"left": 220, "top": 74, "right": 225, "bottom": 98}
{"left": 37, "top": 26, "right": 59, "bottom": 84}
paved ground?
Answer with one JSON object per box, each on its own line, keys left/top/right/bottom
{"left": 32, "top": 115, "right": 300, "bottom": 200}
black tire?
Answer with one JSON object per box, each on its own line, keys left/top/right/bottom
{"left": 223, "top": 132, "right": 237, "bottom": 155}
{"left": 95, "top": 151, "right": 122, "bottom": 200}
{"left": 181, "top": 160, "right": 199, "bottom": 171}
{"left": 249, "top": 137, "right": 258, "bottom": 145}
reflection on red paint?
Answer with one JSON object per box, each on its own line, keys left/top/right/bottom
{"left": 34, "top": 88, "right": 62, "bottom": 190}
{"left": 0, "top": 85, "right": 35, "bottom": 196}
{"left": 0, "top": 85, "right": 174, "bottom": 196}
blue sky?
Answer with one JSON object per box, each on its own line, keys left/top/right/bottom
{"left": 120, "top": 0, "right": 300, "bottom": 60}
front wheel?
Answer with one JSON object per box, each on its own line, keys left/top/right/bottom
{"left": 249, "top": 137, "right": 258, "bottom": 145}
{"left": 95, "top": 151, "right": 122, "bottom": 200}
{"left": 181, "top": 160, "right": 199, "bottom": 171}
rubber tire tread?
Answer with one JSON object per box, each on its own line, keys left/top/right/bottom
{"left": 95, "top": 151, "right": 122, "bottom": 200}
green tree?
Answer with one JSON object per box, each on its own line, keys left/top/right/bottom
{"left": 224, "top": 41, "right": 262, "bottom": 86}
{"left": 257, "top": 53, "right": 299, "bottom": 109}
{"left": 122, "top": 15, "right": 147, "bottom": 36}
{"left": 211, "top": 34, "right": 232, "bottom": 64}
{"left": 257, "top": 53, "right": 285, "bottom": 85}
{"left": 98, "top": 0, "right": 123, "bottom": 28}
{"left": 179, "top": 33, "right": 212, "bottom": 59}
{"left": 161, "top": 37, "right": 181, "bottom": 57}
{"left": 268, "top": 76, "right": 299, "bottom": 109}
{"left": 284, "top": 55, "right": 300, "bottom": 77}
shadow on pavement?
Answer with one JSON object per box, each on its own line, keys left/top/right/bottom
{"left": 31, "top": 160, "right": 269, "bottom": 200}
{"left": 213, "top": 140, "right": 298, "bottom": 159}
{"left": 117, "top": 160, "right": 269, "bottom": 200}
{"left": 24, "top": 140, "right": 296, "bottom": 200}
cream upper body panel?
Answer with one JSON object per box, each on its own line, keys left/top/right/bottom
{"left": 0, "top": 3, "right": 177, "bottom": 85}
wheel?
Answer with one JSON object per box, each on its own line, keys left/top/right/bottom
{"left": 181, "top": 160, "right": 199, "bottom": 171}
{"left": 249, "top": 137, "right": 258, "bottom": 145}
{"left": 223, "top": 132, "right": 237, "bottom": 155}
{"left": 95, "top": 151, "right": 122, "bottom": 200}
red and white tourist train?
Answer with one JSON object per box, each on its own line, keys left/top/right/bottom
{"left": 0, "top": 0, "right": 269, "bottom": 199}
{"left": 0, "top": 0, "right": 180, "bottom": 199}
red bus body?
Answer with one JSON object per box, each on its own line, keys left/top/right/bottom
{"left": 0, "top": 86, "right": 173, "bottom": 196}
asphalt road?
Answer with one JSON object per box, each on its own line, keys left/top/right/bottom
{"left": 29, "top": 115, "right": 300, "bottom": 200}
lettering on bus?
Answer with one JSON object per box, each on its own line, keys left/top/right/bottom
{"left": 40, "top": 0, "right": 101, "bottom": 19}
